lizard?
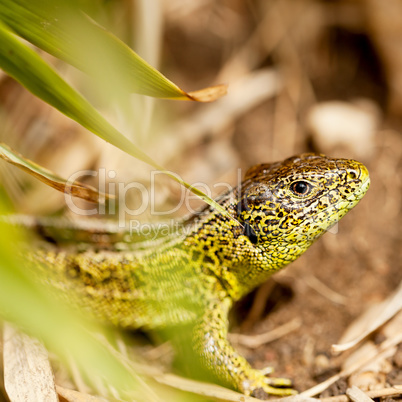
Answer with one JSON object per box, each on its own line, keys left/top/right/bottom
{"left": 25, "top": 153, "right": 370, "bottom": 398}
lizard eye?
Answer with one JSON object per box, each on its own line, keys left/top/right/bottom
{"left": 290, "top": 181, "right": 313, "bottom": 197}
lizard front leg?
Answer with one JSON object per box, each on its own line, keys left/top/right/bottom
{"left": 191, "top": 296, "right": 296, "bottom": 397}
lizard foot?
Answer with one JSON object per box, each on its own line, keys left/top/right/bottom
{"left": 260, "top": 366, "right": 293, "bottom": 387}
{"left": 240, "top": 369, "right": 297, "bottom": 397}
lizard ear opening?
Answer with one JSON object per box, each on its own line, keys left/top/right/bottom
{"left": 242, "top": 222, "right": 258, "bottom": 244}
{"left": 235, "top": 198, "right": 259, "bottom": 245}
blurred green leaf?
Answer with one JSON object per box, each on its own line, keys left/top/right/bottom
{"left": 0, "top": 21, "right": 233, "bottom": 220}
{"left": 0, "top": 20, "right": 152, "bottom": 163}
{"left": 0, "top": 0, "right": 226, "bottom": 102}
{"left": 0, "top": 207, "right": 159, "bottom": 400}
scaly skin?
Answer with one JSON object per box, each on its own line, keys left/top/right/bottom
{"left": 27, "top": 153, "right": 370, "bottom": 397}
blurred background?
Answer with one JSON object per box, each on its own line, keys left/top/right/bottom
{"left": 0, "top": 0, "right": 401, "bottom": 397}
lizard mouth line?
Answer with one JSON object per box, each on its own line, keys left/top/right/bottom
{"left": 346, "top": 176, "right": 371, "bottom": 202}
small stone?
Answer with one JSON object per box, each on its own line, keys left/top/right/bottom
{"left": 313, "top": 353, "right": 332, "bottom": 378}
{"left": 251, "top": 387, "right": 269, "bottom": 400}
{"left": 349, "top": 371, "right": 386, "bottom": 391}
{"left": 314, "top": 354, "right": 330, "bottom": 369}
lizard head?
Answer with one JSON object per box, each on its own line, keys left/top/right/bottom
{"left": 236, "top": 153, "right": 370, "bottom": 249}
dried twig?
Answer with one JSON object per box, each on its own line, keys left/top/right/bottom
{"left": 346, "top": 385, "right": 374, "bottom": 402}
{"left": 299, "top": 332, "right": 402, "bottom": 398}
{"left": 229, "top": 318, "right": 302, "bottom": 349}
{"left": 319, "top": 386, "right": 402, "bottom": 402}
{"left": 3, "top": 324, "right": 58, "bottom": 402}
{"left": 332, "top": 280, "right": 402, "bottom": 353}
{"left": 302, "top": 275, "right": 347, "bottom": 306}
{"left": 153, "top": 373, "right": 260, "bottom": 402}
{"left": 56, "top": 385, "right": 108, "bottom": 402}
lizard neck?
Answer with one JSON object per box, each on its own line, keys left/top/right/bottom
{"left": 182, "top": 206, "right": 315, "bottom": 302}
{"left": 228, "top": 238, "right": 314, "bottom": 300}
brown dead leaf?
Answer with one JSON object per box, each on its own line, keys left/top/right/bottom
{"left": 0, "top": 143, "right": 113, "bottom": 203}
{"left": 187, "top": 84, "right": 228, "bottom": 102}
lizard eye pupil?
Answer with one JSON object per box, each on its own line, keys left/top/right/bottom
{"left": 291, "top": 181, "right": 311, "bottom": 196}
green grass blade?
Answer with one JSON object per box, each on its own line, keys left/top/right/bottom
{"left": 0, "top": 0, "right": 226, "bottom": 101}
{"left": 0, "top": 21, "right": 153, "bottom": 164}
{"left": 0, "top": 22, "right": 233, "bottom": 221}
{"left": 0, "top": 209, "right": 156, "bottom": 399}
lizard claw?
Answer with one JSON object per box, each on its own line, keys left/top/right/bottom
{"left": 259, "top": 366, "right": 294, "bottom": 388}
{"left": 241, "top": 369, "right": 297, "bottom": 397}
{"left": 251, "top": 385, "right": 297, "bottom": 399}
{"left": 265, "top": 376, "right": 293, "bottom": 387}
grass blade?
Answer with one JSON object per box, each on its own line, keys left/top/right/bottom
{"left": 0, "top": 208, "right": 153, "bottom": 399}
{"left": 0, "top": 22, "right": 234, "bottom": 221}
{"left": 0, "top": 0, "right": 226, "bottom": 102}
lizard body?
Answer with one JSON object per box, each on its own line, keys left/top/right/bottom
{"left": 27, "top": 153, "right": 370, "bottom": 397}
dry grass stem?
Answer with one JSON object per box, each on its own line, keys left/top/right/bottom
{"left": 332, "top": 280, "right": 402, "bottom": 353}
{"left": 299, "top": 332, "right": 402, "bottom": 398}
{"left": 3, "top": 323, "right": 58, "bottom": 402}
{"left": 56, "top": 385, "right": 107, "bottom": 402}
{"left": 241, "top": 280, "right": 276, "bottom": 331}
{"left": 153, "top": 373, "right": 260, "bottom": 402}
{"left": 229, "top": 318, "right": 302, "bottom": 349}
{"left": 302, "top": 275, "right": 348, "bottom": 306}
{"left": 345, "top": 385, "right": 374, "bottom": 402}
{"left": 318, "top": 386, "right": 402, "bottom": 402}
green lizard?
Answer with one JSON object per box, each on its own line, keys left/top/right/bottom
{"left": 26, "top": 153, "right": 370, "bottom": 397}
